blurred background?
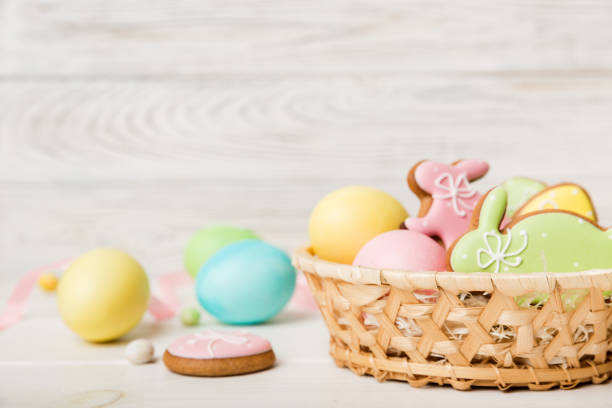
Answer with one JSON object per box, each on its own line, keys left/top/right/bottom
{"left": 2, "top": 0, "right": 612, "bottom": 280}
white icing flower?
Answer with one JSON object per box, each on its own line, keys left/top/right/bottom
{"left": 432, "top": 172, "right": 476, "bottom": 217}
{"left": 476, "top": 229, "right": 528, "bottom": 273}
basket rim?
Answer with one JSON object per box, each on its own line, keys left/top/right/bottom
{"left": 292, "top": 246, "right": 612, "bottom": 294}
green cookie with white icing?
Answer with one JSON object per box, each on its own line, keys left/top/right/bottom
{"left": 449, "top": 187, "right": 612, "bottom": 273}
{"left": 502, "top": 177, "right": 546, "bottom": 217}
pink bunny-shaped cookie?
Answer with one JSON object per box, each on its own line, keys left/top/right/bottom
{"left": 403, "top": 159, "right": 489, "bottom": 248}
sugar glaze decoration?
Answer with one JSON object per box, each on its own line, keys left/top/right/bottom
{"left": 501, "top": 177, "right": 546, "bottom": 217}
{"left": 167, "top": 330, "right": 272, "bottom": 359}
{"left": 186, "top": 331, "right": 249, "bottom": 357}
{"left": 476, "top": 229, "right": 528, "bottom": 273}
{"left": 449, "top": 186, "right": 612, "bottom": 274}
{"left": 515, "top": 182, "right": 598, "bottom": 222}
{"left": 403, "top": 159, "right": 490, "bottom": 248}
{"left": 432, "top": 172, "right": 477, "bottom": 217}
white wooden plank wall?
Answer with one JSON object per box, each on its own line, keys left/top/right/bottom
{"left": 2, "top": 0, "right": 612, "bottom": 278}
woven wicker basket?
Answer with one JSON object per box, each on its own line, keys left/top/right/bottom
{"left": 292, "top": 246, "right": 612, "bottom": 390}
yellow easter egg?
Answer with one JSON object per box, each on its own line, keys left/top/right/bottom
{"left": 309, "top": 186, "right": 408, "bottom": 264}
{"left": 57, "top": 248, "right": 150, "bottom": 342}
{"left": 516, "top": 183, "right": 597, "bottom": 222}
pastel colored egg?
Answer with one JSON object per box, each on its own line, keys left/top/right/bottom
{"left": 309, "top": 186, "right": 409, "bottom": 264}
{"left": 38, "top": 273, "right": 59, "bottom": 291}
{"left": 180, "top": 307, "right": 201, "bottom": 326}
{"left": 353, "top": 230, "right": 447, "bottom": 271}
{"left": 184, "top": 226, "right": 260, "bottom": 278}
{"left": 195, "top": 240, "right": 296, "bottom": 324}
{"left": 57, "top": 248, "right": 150, "bottom": 342}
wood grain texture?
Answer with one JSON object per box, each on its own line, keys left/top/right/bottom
{"left": 3, "top": 1, "right": 612, "bottom": 404}
{"left": 3, "top": 75, "right": 612, "bottom": 277}
{"left": 2, "top": 1, "right": 612, "bottom": 280}
{"left": 0, "top": 284, "right": 610, "bottom": 407}
{"left": 3, "top": 75, "right": 612, "bottom": 183}
{"left": 3, "top": 0, "right": 612, "bottom": 75}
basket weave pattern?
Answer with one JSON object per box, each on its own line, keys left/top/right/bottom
{"left": 293, "top": 247, "right": 612, "bottom": 390}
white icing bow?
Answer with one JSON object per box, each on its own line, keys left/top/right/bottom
{"left": 187, "top": 331, "right": 248, "bottom": 357}
{"left": 432, "top": 172, "right": 477, "bottom": 217}
{"left": 476, "top": 229, "right": 528, "bottom": 273}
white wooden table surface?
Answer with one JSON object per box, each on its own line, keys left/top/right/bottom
{"left": 1, "top": 282, "right": 611, "bottom": 408}
{"left": 3, "top": 0, "right": 612, "bottom": 406}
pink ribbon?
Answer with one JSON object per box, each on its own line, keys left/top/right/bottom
{"left": 0, "top": 260, "right": 193, "bottom": 330}
{"left": 0, "top": 258, "right": 73, "bottom": 330}
{"left": 148, "top": 270, "right": 193, "bottom": 320}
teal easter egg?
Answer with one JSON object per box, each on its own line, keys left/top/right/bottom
{"left": 195, "top": 240, "right": 296, "bottom": 324}
{"left": 184, "top": 226, "right": 260, "bottom": 278}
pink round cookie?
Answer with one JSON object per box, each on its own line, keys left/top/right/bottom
{"left": 163, "top": 330, "right": 275, "bottom": 376}
{"left": 403, "top": 159, "right": 489, "bottom": 248}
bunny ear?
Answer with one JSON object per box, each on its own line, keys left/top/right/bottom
{"left": 454, "top": 159, "right": 489, "bottom": 181}
{"left": 413, "top": 160, "right": 447, "bottom": 193}
{"left": 477, "top": 187, "right": 507, "bottom": 232}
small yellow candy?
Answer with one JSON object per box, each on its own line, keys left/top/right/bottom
{"left": 38, "top": 273, "right": 59, "bottom": 291}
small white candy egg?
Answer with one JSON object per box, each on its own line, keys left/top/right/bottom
{"left": 125, "top": 339, "right": 154, "bottom": 364}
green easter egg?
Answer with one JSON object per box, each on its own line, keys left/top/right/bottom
{"left": 184, "top": 226, "right": 260, "bottom": 278}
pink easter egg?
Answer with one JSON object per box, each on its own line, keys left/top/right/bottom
{"left": 353, "top": 230, "right": 446, "bottom": 271}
